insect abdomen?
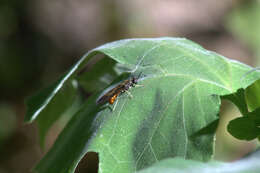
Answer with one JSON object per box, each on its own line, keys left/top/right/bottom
{"left": 109, "top": 93, "right": 119, "bottom": 104}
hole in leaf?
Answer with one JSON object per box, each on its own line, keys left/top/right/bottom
{"left": 75, "top": 152, "right": 99, "bottom": 173}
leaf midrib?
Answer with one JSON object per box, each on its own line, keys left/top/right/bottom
{"left": 133, "top": 80, "right": 196, "bottom": 171}
{"left": 142, "top": 74, "right": 232, "bottom": 93}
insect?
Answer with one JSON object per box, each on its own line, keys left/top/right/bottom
{"left": 97, "top": 73, "right": 142, "bottom": 105}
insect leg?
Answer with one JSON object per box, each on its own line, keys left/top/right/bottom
{"left": 112, "top": 98, "right": 119, "bottom": 111}
{"left": 125, "top": 90, "right": 133, "bottom": 98}
{"left": 134, "top": 84, "right": 144, "bottom": 87}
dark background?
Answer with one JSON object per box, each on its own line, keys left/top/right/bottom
{"left": 0, "top": 0, "right": 260, "bottom": 172}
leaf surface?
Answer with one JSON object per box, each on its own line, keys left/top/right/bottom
{"left": 246, "top": 79, "right": 260, "bottom": 110}
{"left": 137, "top": 149, "right": 260, "bottom": 173}
{"left": 222, "top": 87, "right": 260, "bottom": 140}
{"left": 28, "top": 38, "right": 260, "bottom": 173}
{"left": 77, "top": 56, "right": 117, "bottom": 93}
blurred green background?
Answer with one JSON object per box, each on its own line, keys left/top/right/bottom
{"left": 0, "top": 0, "right": 260, "bottom": 172}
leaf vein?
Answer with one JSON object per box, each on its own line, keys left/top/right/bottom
{"left": 149, "top": 143, "right": 158, "bottom": 162}
{"left": 107, "top": 99, "right": 127, "bottom": 145}
{"left": 135, "top": 80, "right": 196, "bottom": 169}
{"left": 165, "top": 44, "right": 230, "bottom": 88}
{"left": 131, "top": 41, "right": 167, "bottom": 72}
{"left": 148, "top": 74, "right": 232, "bottom": 92}
{"left": 182, "top": 91, "right": 188, "bottom": 159}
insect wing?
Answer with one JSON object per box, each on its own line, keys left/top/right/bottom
{"left": 96, "top": 79, "right": 132, "bottom": 105}
{"left": 96, "top": 85, "right": 121, "bottom": 105}
{"left": 96, "top": 94, "right": 110, "bottom": 105}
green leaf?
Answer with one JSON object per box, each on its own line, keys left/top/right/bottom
{"left": 227, "top": 117, "right": 260, "bottom": 140}
{"left": 24, "top": 51, "right": 98, "bottom": 147}
{"left": 228, "top": 107, "right": 260, "bottom": 140}
{"left": 249, "top": 108, "right": 260, "bottom": 126}
{"left": 24, "top": 51, "right": 99, "bottom": 123}
{"left": 30, "top": 38, "right": 260, "bottom": 173}
{"left": 137, "top": 148, "right": 260, "bottom": 173}
{"left": 34, "top": 93, "right": 100, "bottom": 173}
{"left": 222, "top": 84, "right": 260, "bottom": 141}
{"left": 246, "top": 79, "right": 260, "bottom": 111}
{"left": 191, "top": 119, "right": 219, "bottom": 138}
{"left": 222, "top": 88, "right": 248, "bottom": 115}
{"left": 36, "top": 80, "right": 78, "bottom": 147}
{"left": 77, "top": 56, "right": 117, "bottom": 93}
{"left": 25, "top": 75, "right": 79, "bottom": 148}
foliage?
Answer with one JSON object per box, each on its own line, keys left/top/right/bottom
{"left": 25, "top": 38, "right": 260, "bottom": 173}
{"left": 137, "top": 148, "right": 260, "bottom": 173}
